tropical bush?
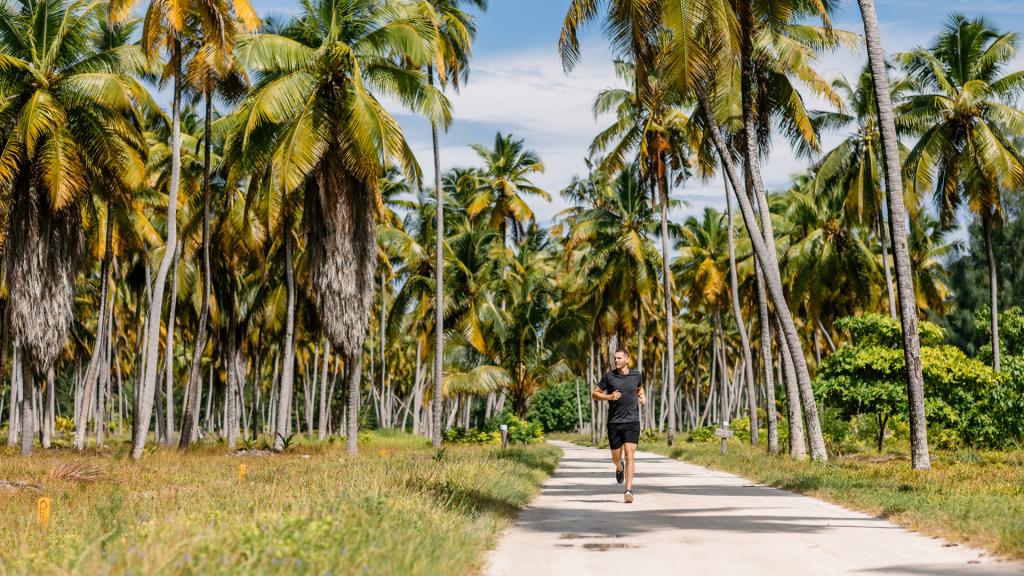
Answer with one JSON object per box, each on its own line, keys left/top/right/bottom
{"left": 483, "top": 413, "right": 544, "bottom": 444}
{"left": 815, "top": 314, "right": 1020, "bottom": 450}
{"left": 525, "top": 379, "right": 591, "bottom": 432}
{"left": 444, "top": 427, "right": 500, "bottom": 444}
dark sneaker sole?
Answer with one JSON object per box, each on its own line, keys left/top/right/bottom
{"left": 616, "top": 469, "right": 624, "bottom": 484}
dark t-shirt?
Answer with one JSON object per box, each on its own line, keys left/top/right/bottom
{"left": 598, "top": 369, "right": 642, "bottom": 425}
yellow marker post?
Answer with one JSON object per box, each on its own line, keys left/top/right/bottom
{"left": 37, "top": 497, "right": 51, "bottom": 528}
{"left": 238, "top": 463, "right": 247, "bottom": 482}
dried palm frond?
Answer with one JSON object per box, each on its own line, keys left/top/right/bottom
{"left": 5, "top": 183, "right": 83, "bottom": 374}
{"left": 49, "top": 460, "right": 107, "bottom": 482}
{"left": 304, "top": 160, "right": 376, "bottom": 356}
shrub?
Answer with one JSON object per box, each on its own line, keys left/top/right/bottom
{"left": 688, "top": 426, "right": 715, "bottom": 443}
{"left": 525, "top": 379, "right": 591, "bottom": 432}
{"left": 443, "top": 427, "right": 500, "bottom": 445}
{"left": 483, "top": 413, "right": 544, "bottom": 444}
{"left": 817, "top": 314, "right": 1015, "bottom": 450}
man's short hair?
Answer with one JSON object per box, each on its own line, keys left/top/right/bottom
{"left": 615, "top": 348, "right": 629, "bottom": 357}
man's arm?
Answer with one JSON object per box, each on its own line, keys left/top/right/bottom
{"left": 592, "top": 373, "right": 620, "bottom": 401}
{"left": 637, "top": 371, "right": 647, "bottom": 405}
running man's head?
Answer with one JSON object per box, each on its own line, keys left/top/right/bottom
{"left": 614, "top": 348, "right": 629, "bottom": 372}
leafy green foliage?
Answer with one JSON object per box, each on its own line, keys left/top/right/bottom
{"left": 817, "top": 314, "right": 1021, "bottom": 449}
{"left": 443, "top": 427, "right": 500, "bottom": 444}
{"left": 483, "top": 413, "right": 544, "bottom": 444}
{"left": 525, "top": 379, "right": 591, "bottom": 432}
{"left": 688, "top": 426, "right": 716, "bottom": 442}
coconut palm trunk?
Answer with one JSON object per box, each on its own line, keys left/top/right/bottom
{"left": 725, "top": 180, "right": 758, "bottom": 445}
{"left": 696, "top": 85, "right": 825, "bottom": 460}
{"left": 347, "top": 352, "right": 363, "bottom": 454}
{"left": 76, "top": 210, "right": 114, "bottom": 449}
{"left": 429, "top": 67, "right": 446, "bottom": 447}
{"left": 878, "top": 208, "right": 897, "bottom": 319}
{"left": 735, "top": 0, "right": 826, "bottom": 461}
{"left": 318, "top": 340, "right": 331, "bottom": 440}
{"left": 754, "top": 264, "right": 779, "bottom": 453}
{"left": 983, "top": 210, "right": 1001, "bottom": 372}
{"left": 163, "top": 245, "right": 179, "bottom": 444}
{"left": 776, "top": 315, "right": 806, "bottom": 458}
{"left": 856, "top": 0, "right": 931, "bottom": 470}
{"left": 657, "top": 164, "right": 676, "bottom": 446}
{"left": 7, "top": 344, "right": 19, "bottom": 447}
{"left": 132, "top": 50, "right": 183, "bottom": 460}
{"left": 273, "top": 227, "right": 297, "bottom": 451}
{"left": 180, "top": 89, "right": 215, "bottom": 448}
{"left": 20, "top": 356, "right": 33, "bottom": 455}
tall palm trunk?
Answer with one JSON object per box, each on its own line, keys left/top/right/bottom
{"left": 163, "top": 244, "right": 179, "bottom": 444}
{"left": 754, "top": 265, "right": 779, "bottom": 453}
{"left": 735, "top": 0, "right": 826, "bottom": 461}
{"left": 7, "top": 344, "right": 19, "bottom": 447}
{"left": 696, "top": 85, "right": 826, "bottom": 461}
{"left": 983, "top": 210, "right": 1001, "bottom": 372}
{"left": 725, "top": 180, "right": 758, "bottom": 445}
{"left": 318, "top": 340, "right": 331, "bottom": 440}
{"left": 20, "top": 354, "right": 33, "bottom": 455}
{"left": 658, "top": 163, "right": 676, "bottom": 446}
{"left": 347, "top": 352, "right": 363, "bottom": 454}
{"left": 273, "top": 227, "right": 297, "bottom": 451}
{"left": 878, "top": 208, "right": 897, "bottom": 319}
{"left": 133, "top": 49, "right": 182, "bottom": 460}
{"left": 776, "top": 315, "right": 806, "bottom": 459}
{"left": 180, "top": 88, "right": 215, "bottom": 448}
{"left": 857, "top": 0, "right": 931, "bottom": 470}
{"left": 429, "top": 66, "right": 446, "bottom": 447}
{"left": 76, "top": 208, "right": 113, "bottom": 450}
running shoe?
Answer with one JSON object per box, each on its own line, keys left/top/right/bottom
{"left": 624, "top": 490, "right": 634, "bottom": 503}
{"left": 615, "top": 459, "right": 624, "bottom": 484}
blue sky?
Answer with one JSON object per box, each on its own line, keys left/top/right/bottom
{"left": 242, "top": 0, "right": 1024, "bottom": 226}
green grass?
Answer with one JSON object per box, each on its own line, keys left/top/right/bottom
{"left": 552, "top": 432, "right": 1024, "bottom": 560}
{"left": 0, "top": 432, "right": 560, "bottom": 575}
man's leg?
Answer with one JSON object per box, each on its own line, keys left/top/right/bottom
{"left": 623, "top": 443, "right": 637, "bottom": 491}
{"left": 610, "top": 446, "right": 622, "bottom": 471}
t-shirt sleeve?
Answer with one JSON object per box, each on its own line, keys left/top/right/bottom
{"left": 597, "top": 372, "right": 610, "bottom": 392}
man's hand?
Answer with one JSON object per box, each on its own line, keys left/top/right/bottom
{"left": 609, "top": 390, "right": 622, "bottom": 401}
{"left": 638, "top": 391, "right": 647, "bottom": 406}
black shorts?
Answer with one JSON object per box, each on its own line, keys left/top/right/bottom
{"left": 607, "top": 422, "right": 641, "bottom": 450}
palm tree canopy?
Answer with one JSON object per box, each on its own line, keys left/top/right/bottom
{"left": 900, "top": 14, "right": 1024, "bottom": 224}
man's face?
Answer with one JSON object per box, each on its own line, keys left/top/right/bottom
{"left": 614, "top": 352, "right": 628, "bottom": 370}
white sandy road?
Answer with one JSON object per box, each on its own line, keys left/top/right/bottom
{"left": 484, "top": 440, "right": 1023, "bottom": 576}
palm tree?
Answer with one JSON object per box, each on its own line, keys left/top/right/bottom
{"left": 468, "top": 133, "right": 550, "bottom": 247}
{"left": 0, "top": 0, "right": 151, "bottom": 454}
{"left": 813, "top": 66, "right": 918, "bottom": 320}
{"left": 420, "top": 0, "right": 488, "bottom": 447}
{"left": 667, "top": 0, "right": 851, "bottom": 461}
{"left": 900, "top": 14, "right": 1024, "bottom": 374}
{"left": 855, "top": 0, "right": 932, "bottom": 470}
{"left": 179, "top": 24, "right": 254, "bottom": 449}
{"left": 559, "top": 164, "right": 663, "bottom": 401}
{"left": 118, "top": 0, "right": 259, "bottom": 459}
{"left": 228, "top": 0, "right": 450, "bottom": 454}
{"left": 589, "top": 55, "right": 701, "bottom": 446}
{"left": 907, "top": 213, "right": 957, "bottom": 315}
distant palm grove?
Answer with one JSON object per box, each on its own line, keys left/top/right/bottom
{"left": 2, "top": 0, "right": 1024, "bottom": 471}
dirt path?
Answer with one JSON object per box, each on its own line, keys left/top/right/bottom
{"left": 484, "top": 441, "right": 1023, "bottom": 575}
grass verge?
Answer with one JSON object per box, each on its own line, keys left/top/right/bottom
{"left": 0, "top": 432, "right": 560, "bottom": 575}
{"left": 551, "top": 432, "right": 1024, "bottom": 560}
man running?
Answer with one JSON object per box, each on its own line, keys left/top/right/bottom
{"left": 592, "top": 348, "right": 646, "bottom": 503}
